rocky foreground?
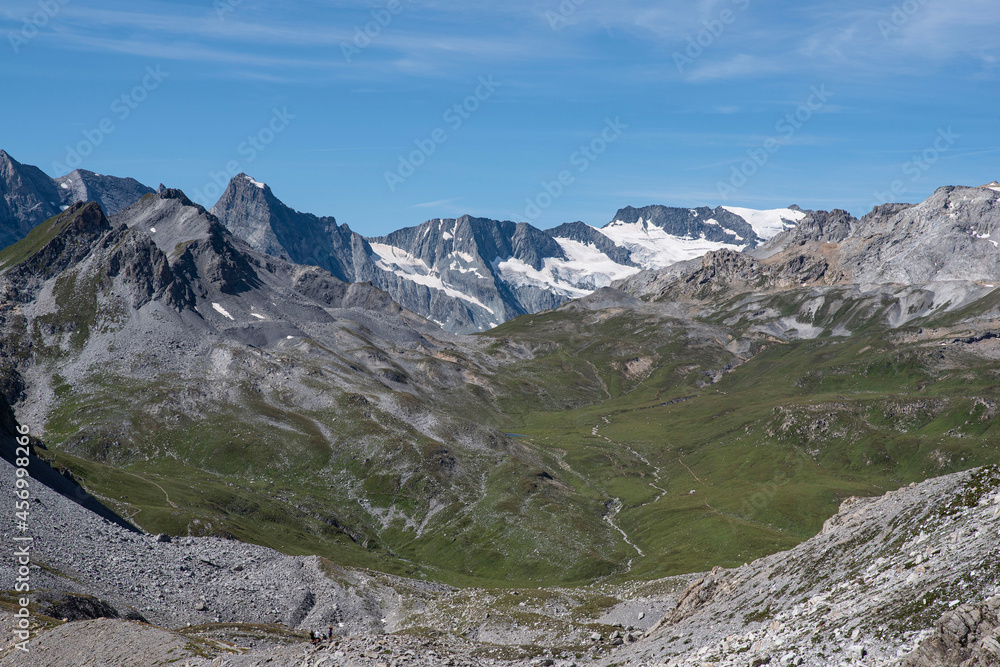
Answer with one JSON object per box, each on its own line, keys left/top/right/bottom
{"left": 609, "top": 464, "right": 1000, "bottom": 667}
{"left": 2, "top": 452, "right": 999, "bottom": 666}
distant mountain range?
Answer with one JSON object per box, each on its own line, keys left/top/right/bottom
{"left": 210, "top": 172, "right": 805, "bottom": 332}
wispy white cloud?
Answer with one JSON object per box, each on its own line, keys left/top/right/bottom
{"left": 793, "top": 0, "right": 1000, "bottom": 76}
{"left": 31, "top": 2, "right": 565, "bottom": 79}
{"left": 683, "top": 54, "right": 782, "bottom": 82}
{"left": 48, "top": 31, "right": 343, "bottom": 69}
{"left": 412, "top": 198, "right": 459, "bottom": 209}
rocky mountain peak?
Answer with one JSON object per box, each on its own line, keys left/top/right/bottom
{"left": 234, "top": 172, "right": 270, "bottom": 194}
{"left": 155, "top": 187, "right": 201, "bottom": 208}
{"left": 0, "top": 201, "right": 112, "bottom": 287}
{"left": 607, "top": 205, "right": 757, "bottom": 245}
{"left": 55, "top": 169, "right": 154, "bottom": 216}
{"left": 116, "top": 187, "right": 223, "bottom": 259}
{"left": 210, "top": 173, "right": 364, "bottom": 283}
{"left": 61, "top": 200, "right": 110, "bottom": 235}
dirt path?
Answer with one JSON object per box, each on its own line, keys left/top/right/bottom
{"left": 123, "top": 471, "right": 178, "bottom": 508}
{"left": 678, "top": 457, "right": 705, "bottom": 485}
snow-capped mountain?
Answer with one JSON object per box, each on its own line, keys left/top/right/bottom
{"left": 600, "top": 205, "right": 805, "bottom": 270}
{"left": 209, "top": 174, "right": 805, "bottom": 332}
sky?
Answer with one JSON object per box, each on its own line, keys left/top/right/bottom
{"left": 2, "top": 0, "right": 999, "bottom": 237}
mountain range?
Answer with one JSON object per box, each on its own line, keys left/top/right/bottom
{"left": 1, "top": 150, "right": 808, "bottom": 333}
{"left": 209, "top": 172, "right": 806, "bottom": 332}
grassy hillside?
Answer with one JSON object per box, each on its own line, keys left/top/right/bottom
{"left": 9, "top": 205, "right": 997, "bottom": 590}
{"left": 478, "top": 307, "right": 1000, "bottom": 581}
{"left": 29, "top": 296, "right": 998, "bottom": 588}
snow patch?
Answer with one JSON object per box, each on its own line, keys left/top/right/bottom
{"left": 251, "top": 313, "right": 267, "bottom": 320}
{"left": 495, "top": 238, "right": 639, "bottom": 298}
{"left": 447, "top": 251, "right": 487, "bottom": 277}
{"left": 150, "top": 227, "right": 156, "bottom": 233}
{"left": 60, "top": 182, "right": 69, "bottom": 189}
{"left": 370, "top": 243, "right": 496, "bottom": 314}
{"left": 212, "top": 303, "right": 234, "bottom": 320}
{"left": 243, "top": 175, "right": 266, "bottom": 190}
{"left": 600, "top": 219, "right": 743, "bottom": 270}
{"left": 722, "top": 206, "right": 805, "bottom": 239}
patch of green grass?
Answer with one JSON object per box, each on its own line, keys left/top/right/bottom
{"left": 0, "top": 206, "right": 88, "bottom": 271}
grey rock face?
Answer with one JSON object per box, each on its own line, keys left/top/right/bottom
{"left": 751, "top": 208, "right": 858, "bottom": 259}
{"left": 0, "top": 150, "right": 65, "bottom": 248}
{"left": 367, "top": 215, "right": 577, "bottom": 331}
{"left": 53, "top": 169, "right": 154, "bottom": 217}
{"left": 901, "top": 598, "right": 1000, "bottom": 667}
{"left": 843, "top": 186, "right": 1000, "bottom": 285}
{"left": 0, "top": 150, "right": 152, "bottom": 250}
{"left": 210, "top": 173, "right": 370, "bottom": 283}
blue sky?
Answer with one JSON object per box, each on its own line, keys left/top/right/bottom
{"left": 2, "top": 0, "right": 998, "bottom": 236}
